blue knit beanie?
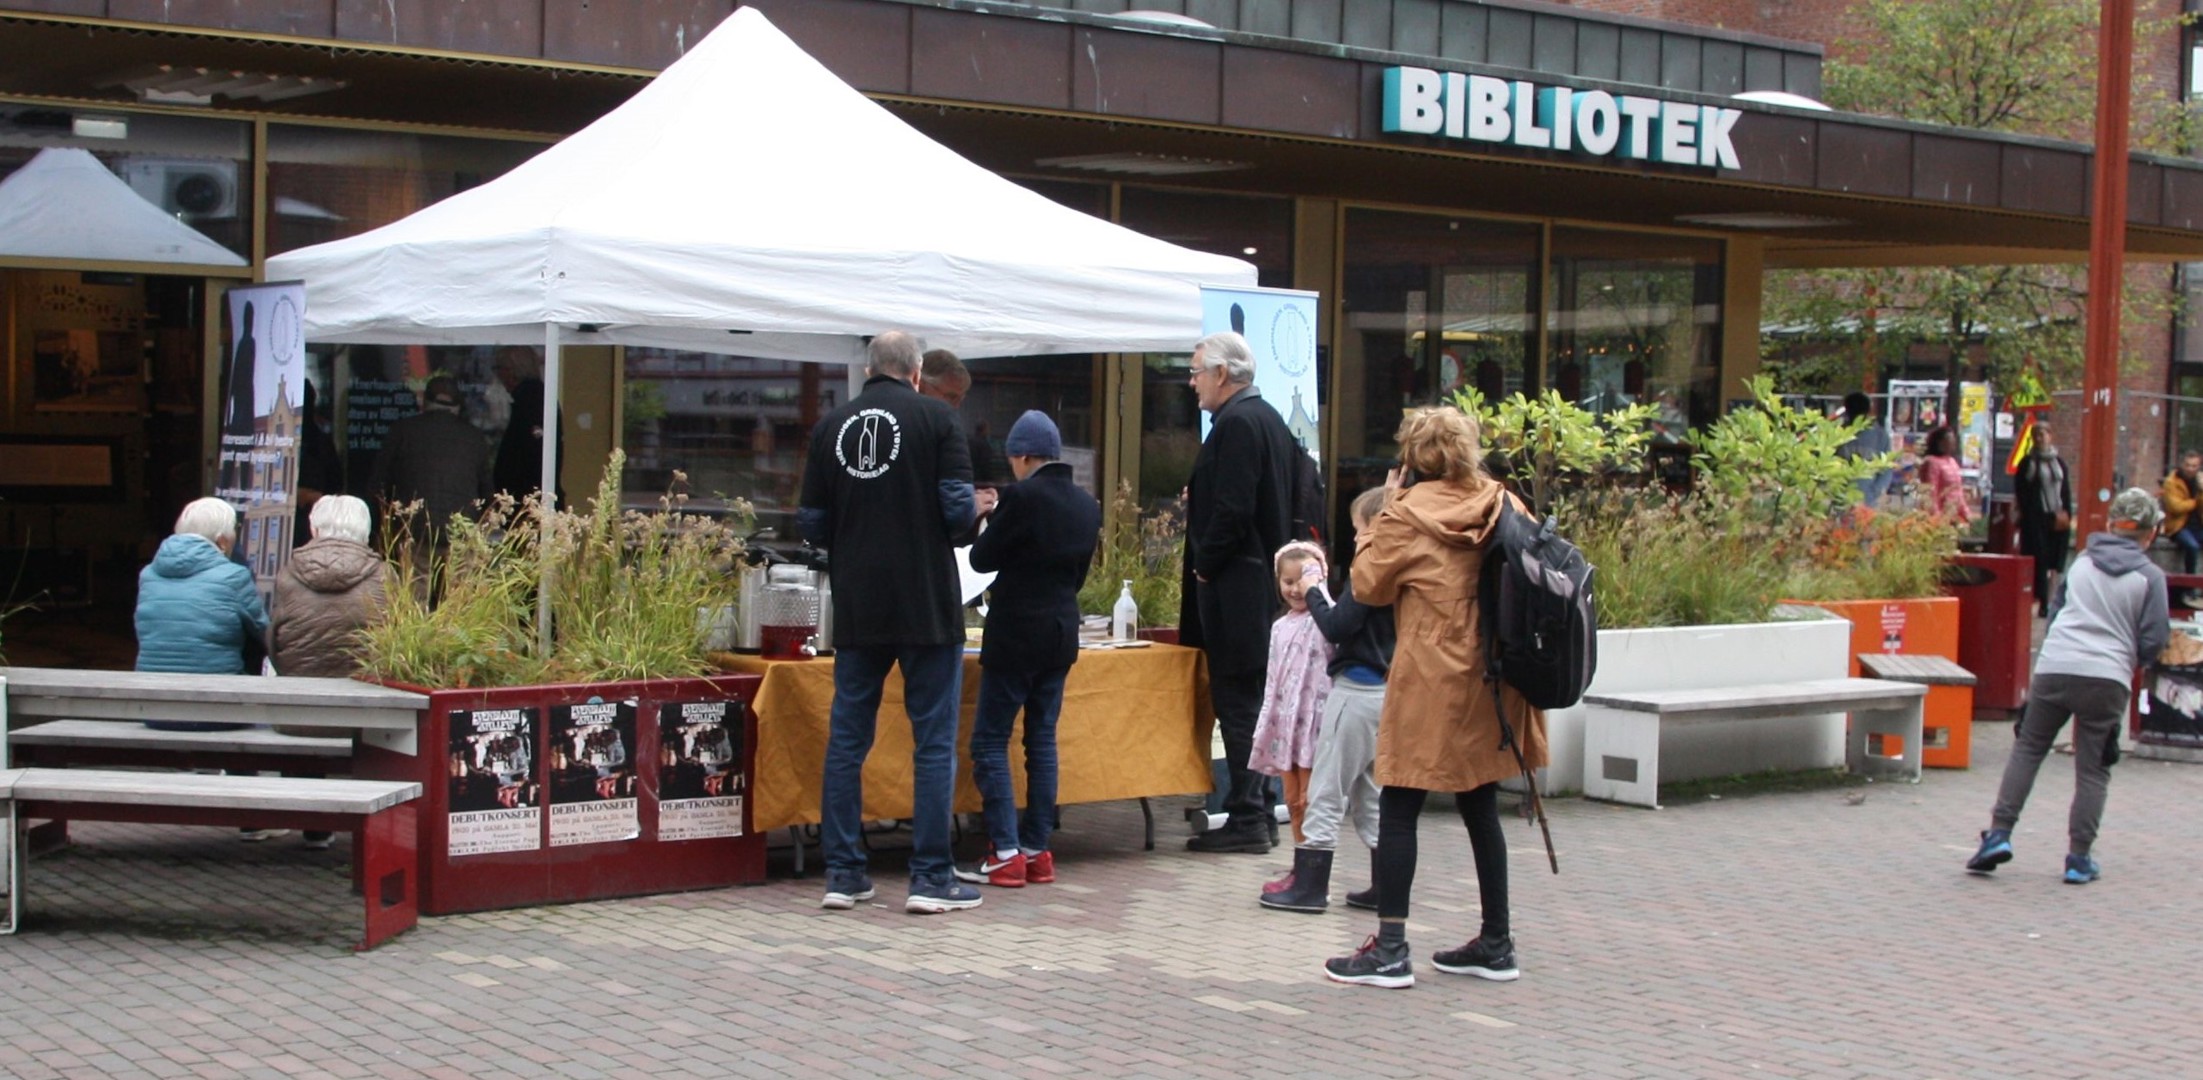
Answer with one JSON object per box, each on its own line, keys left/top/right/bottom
{"left": 1004, "top": 410, "right": 1062, "bottom": 459}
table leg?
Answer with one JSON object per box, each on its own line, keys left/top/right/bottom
{"left": 1139, "top": 798, "right": 1154, "bottom": 851}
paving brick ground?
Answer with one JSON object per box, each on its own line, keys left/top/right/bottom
{"left": 3, "top": 717, "right": 2198, "bottom": 1079}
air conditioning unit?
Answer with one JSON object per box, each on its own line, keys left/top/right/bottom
{"left": 119, "top": 157, "right": 238, "bottom": 220}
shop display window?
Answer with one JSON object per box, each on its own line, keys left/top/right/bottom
{"left": 0, "top": 108, "right": 252, "bottom": 260}
{"left": 1337, "top": 208, "right": 1539, "bottom": 498}
{"left": 265, "top": 126, "right": 546, "bottom": 255}
{"left": 1546, "top": 228, "right": 1723, "bottom": 432}
{"left": 1123, "top": 186, "right": 1294, "bottom": 510}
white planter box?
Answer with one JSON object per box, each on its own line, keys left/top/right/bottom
{"left": 1527, "top": 610, "right": 1853, "bottom": 795}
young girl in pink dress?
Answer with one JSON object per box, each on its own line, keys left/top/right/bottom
{"left": 1250, "top": 540, "right": 1336, "bottom": 846}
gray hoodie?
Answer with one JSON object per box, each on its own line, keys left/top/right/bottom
{"left": 2036, "top": 533, "right": 2170, "bottom": 689}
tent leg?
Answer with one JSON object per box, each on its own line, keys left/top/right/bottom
{"left": 538, "top": 322, "right": 561, "bottom": 654}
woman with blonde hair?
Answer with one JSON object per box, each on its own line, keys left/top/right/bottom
{"left": 1325, "top": 406, "right": 1547, "bottom": 989}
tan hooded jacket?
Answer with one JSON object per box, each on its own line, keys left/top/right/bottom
{"left": 1351, "top": 474, "right": 1547, "bottom": 792}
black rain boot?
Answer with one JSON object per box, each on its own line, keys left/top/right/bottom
{"left": 1259, "top": 848, "right": 1332, "bottom": 913}
{"left": 1343, "top": 846, "right": 1378, "bottom": 910}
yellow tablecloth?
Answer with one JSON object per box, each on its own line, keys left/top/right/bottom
{"left": 712, "top": 645, "right": 1213, "bottom": 832}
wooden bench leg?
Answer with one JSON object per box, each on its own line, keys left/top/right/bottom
{"left": 356, "top": 803, "right": 419, "bottom": 952}
{"left": 1849, "top": 703, "right": 1925, "bottom": 784}
{"left": 1582, "top": 707, "right": 1662, "bottom": 809}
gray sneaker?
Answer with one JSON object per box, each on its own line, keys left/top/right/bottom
{"left": 820, "top": 871, "right": 876, "bottom": 910}
{"left": 905, "top": 875, "right": 983, "bottom": 914}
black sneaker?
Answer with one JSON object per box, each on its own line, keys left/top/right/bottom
{"left": 1186, "top": 824, "right": 1273, "bottom": 854}
{"left": 820, "top": 870, "right": 876, "bottom": 910}
{"left": 1431, "top": 935, "right": 1520, "bottom": 981}
{"left": 1323, "top": 935, "right": 1414, "bottom": 989}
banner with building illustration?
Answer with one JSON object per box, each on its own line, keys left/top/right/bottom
{"left": 216, "top": 281, "right": 308, "bottom": 602}
{"left": 1199, "top": 286, "right": 1322, "bottom": 462}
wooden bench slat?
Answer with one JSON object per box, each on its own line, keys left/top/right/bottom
{"left": 11, "top": 720, "right": 354, "bottom": 756}
{"left": 1856, "top": 653, "right": 1978, "bottom": 686}
{"left": 1582, "top": 677, "right": 1926, "bottom": 718}
{"left": 11, "top": 768, "right": 420, "bottom": 815}
{"left": 0, "top": 668, "right": 425, "bottom": 709}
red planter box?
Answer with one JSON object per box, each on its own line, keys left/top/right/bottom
{"left": 357, "top": 674, "right": 764, "bottom": 915}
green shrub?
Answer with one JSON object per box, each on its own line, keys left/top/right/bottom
{"left": 1078, "top": 482, "right": 1183, "bottom": 624}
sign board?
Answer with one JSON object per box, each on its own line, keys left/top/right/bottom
{"left": 1381, "top": 67, "right": 1742, "bottom": 169}
{"left": 1198, "top": 285, "right": 1322, "bottom": 462}
{"left": 447, "top": 706, "right": 543, "bottom": 857}
{"left": 548, "top": 701, "right": 641, "bottom": 848}
{"left": 216, "top": 281, "right": 307, "bottom": 602}
{"left": 656, "top": 700, "right": 746, "bottom": 841}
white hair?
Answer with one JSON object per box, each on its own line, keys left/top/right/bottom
{"left": 866, "top": 331, "right": 922, "bottom": 379}
{"left": 174, "top": 497, "right": 237, "bottom": 544}
{"left": 309, "top": 494, "right": 372, "bottom": 545}
{"left": 1194, "top": 331, "right": 1256, "bottom": 384}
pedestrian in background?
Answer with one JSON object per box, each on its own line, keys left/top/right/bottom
{"left": 2161, "top": 449, "right": 2202, "bottom": 575}
{"left": 369, "top": 376, "right": 491, "bottom": 539}
{"left": 1837, "top": 391, "right": 1893, "bottom": 507}
{"left": 919, "top": 349, "right": 1000, "bottom": 487}
{"left": 2014, "top": 422, "right": 2073, "bottom": 617}
{"left": 1922, "top": 426, "right": 1972, "bottom": 524}
{"left": 1967, "top": 487, "right": 2167, "bottom": 885}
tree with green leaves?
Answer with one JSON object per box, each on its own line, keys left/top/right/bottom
{"left": 1765, "top": 0, "right": 2189, "bottom": 399}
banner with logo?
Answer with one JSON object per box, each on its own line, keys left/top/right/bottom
{"left": 1198, "top": 286, "right": 1322, "bottom": 461}
{"left": 216, "top": 281, "right": 307, "bottom": 602}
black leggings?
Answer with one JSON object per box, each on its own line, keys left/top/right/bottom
{"left": 1375, "top": 783, "right": 1509, "bottom": 939}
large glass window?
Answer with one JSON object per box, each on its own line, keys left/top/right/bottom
{"left": 1123, "top": 187, "right": 1295, "bottom": 508}
{"left": 963, "top": 354, "right": 1097, "bottom": 491}
{"left": 0, "top": 107, "right": 252, "bottom": 259}
{"left": 1337, "top": 209, "right": 1539, "bottom": 488}
{"left": 619, "top": 351, "right": 833, "bottom": 535}
{"left": 1546, "top": 228, "right": 1723, "bottom": 430}
{"left": 265, "top": 126, "right": 545, "bottom": 255}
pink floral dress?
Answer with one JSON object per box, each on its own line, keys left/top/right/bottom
{"left": 1250, "top": 609, "right": 1334, "bottom": 775}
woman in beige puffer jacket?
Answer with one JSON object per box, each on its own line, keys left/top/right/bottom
{"left": 268, "top": 495, "right": 390, "bottom": 679}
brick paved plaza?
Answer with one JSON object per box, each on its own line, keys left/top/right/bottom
{"left": 1, "top": 719, "right": 2195, "bottom": 1080}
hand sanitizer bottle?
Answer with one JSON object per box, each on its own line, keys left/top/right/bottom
{"left": 1112, "top": 579, "right": 1139, "bottom": 641}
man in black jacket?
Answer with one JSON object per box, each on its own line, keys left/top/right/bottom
{"left": 955, "top": 411, "right": 1101, "bottom": 888}
{"left": 492, "top": 347, "right": 563, "bottom": 507}
{"left": 799, "top": 331, "right": 993, "bottom": 915}
{"left": 368, "top": 376, "right": 491, "bottom": 540}
{"left": 1180, "top": 330, "right": 1297, "bottom": 853}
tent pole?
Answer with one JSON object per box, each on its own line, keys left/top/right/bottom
{"left": 538, "top": 322, "right": 562, "bottom": 655}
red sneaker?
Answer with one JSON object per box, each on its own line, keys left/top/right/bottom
{"left": 952, "top": 852, "right": 1026, "bottom": 888}
{"left": 1025, "top": 850, "right": 1055, "bottom": 884}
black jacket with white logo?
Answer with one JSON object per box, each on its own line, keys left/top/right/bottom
{"left": 799, "top": 375, "right": 976, "bottom": 647}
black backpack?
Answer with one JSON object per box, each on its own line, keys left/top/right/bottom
{"left": 1479, "top": 497, "right": 1597, "bottom": 711}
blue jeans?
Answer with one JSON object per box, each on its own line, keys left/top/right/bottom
{"left": 968, "top": 665, "right": 1070, "bottom": 855}
{"left": 820, "top": 643, "right": 965, "bottom": 882}
{"left": 2177, "top": 521, "right": 2203, "bottom": 573}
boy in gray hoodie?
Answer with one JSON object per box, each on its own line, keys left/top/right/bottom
{"left": 1967, "top": 487, "right": 2170, "bottom": 885}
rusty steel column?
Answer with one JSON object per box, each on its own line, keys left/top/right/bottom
{"left": 2078, "top": 0, "right": 2136, "bottom": 541}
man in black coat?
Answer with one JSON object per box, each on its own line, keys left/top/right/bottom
{"left": 798, "top": 330, "right": 994, "bottom": 915}
{"left": 492, "top": 347, "right": 564, "bottom": 507}
{"left": 955, "top": 410, "right": 1101, "bottom": 888}
{"left": 368, "top": 376, "right": 491, "bottom": 540}
{"left": 1180, "top": 330, "right": 1297, "bottom": 853}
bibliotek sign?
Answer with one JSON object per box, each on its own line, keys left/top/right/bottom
{"left": 1381, "top": 66, "right": 1742, "bottom": 170}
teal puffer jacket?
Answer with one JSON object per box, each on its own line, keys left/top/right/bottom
{"left": 134, "top": 534, "right": 270, "bottom": 674}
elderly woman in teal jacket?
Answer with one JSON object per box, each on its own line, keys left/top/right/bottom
{"left": 136, "top": 497, "right": 269, "bottom": 676}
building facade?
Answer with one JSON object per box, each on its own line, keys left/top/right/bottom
{"left": 4, "top": 0, "right": 2203, "bottom": 596}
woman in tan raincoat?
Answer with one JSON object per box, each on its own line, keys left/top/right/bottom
{"left": 1324, "top": 406, "right": 1546, "bottom": 990}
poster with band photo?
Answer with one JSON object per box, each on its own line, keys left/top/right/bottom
{"left": 448, "top": 706, "right": 542, "bottom": 856}
{"left": 548, "top": 700, "right": 641, "bottom": 848}
{"left": 656, "top": 700, "right": 745, "bottom": 841}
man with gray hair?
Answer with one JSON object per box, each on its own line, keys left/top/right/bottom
{"left": 1967, "top": 487, "right": 2169, "bottom": 885}
{"left": 1181, "top": 330, "right": 1298, "bottom": 853}
{"left": 800, "top": 330, "right": 994, "bottom": 913}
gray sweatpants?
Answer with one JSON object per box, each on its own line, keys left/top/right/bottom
{"left": 1299, "top": 679, "right": 1383, "bottom": 852}
{"left": 1991, "top": 671, "right": 2127, "bottom": 857}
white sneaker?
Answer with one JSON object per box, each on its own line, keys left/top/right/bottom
{"left": 238, "top": 829, "right": 292, "bottom": 842}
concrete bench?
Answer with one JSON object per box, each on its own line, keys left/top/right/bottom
{"left": 11, "top": 719, "right": 354, "bottom": 773}
{"left": 0, "top": 767, "right": 422, "bottom": 950}
{"left": 1580, "top": 677, "right": 1929, "bottom": 809}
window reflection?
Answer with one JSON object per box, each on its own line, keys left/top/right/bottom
{"left": 0, "top": 108, "right": 252, "bottom": 259}
{"left": 1546, "top": 229, "right": 1722, "bottom": 431}
{"left": 265, "top": 126, "right": 545, "bottom": 255}
{"left": 620, "top": 351, "right": 830, "bottom": 534}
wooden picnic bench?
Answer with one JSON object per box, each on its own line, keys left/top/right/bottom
{"left": 1580, "top": 677, "right": 1928, "bottom": 809}
{"left": 0, "top": 670, "right": 432, "bottom": 949}
{"left": 0, "top": 767, "right": 422, "bottom": 950}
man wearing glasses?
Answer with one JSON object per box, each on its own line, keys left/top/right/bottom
{"left": 1181, "top": 331, "right": 1298, "bottom": 853}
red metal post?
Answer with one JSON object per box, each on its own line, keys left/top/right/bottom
{"left": 2078, "top": 0, "right": 2136, "bottom": 541}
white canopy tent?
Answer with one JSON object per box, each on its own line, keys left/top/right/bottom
{"left": 0, "top": 148, "right": 246, "bottom": 267}
{"left": 265, "top": 6, "right": 1254, "bottom": 364}
{"left": 266, "top": 7, "right": 1253, "bottom": 642}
